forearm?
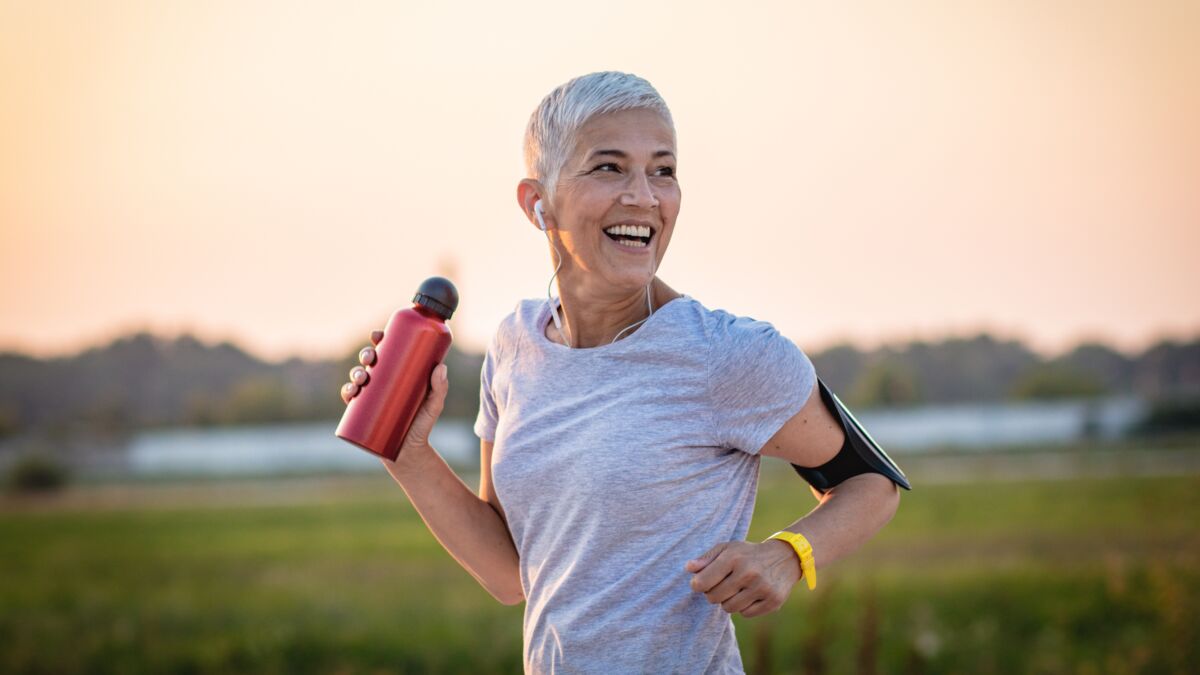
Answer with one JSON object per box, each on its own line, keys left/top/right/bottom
{"left": 771, "top": 472, "right": 900, "bottom": 572}
{"left": 380, "top": 443, "right": 524, "bottom": 605}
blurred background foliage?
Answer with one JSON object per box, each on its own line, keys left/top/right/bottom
{"left": 1, "top": 329, "right": 1197, "bottom": 436}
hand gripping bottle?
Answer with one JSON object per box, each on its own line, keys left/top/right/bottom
{"left": 335, "top": 276, "right": 458, "bottom": 461}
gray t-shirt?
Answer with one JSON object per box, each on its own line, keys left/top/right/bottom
{"left": 474, "top": 294, "right": 817, "bottom": 674}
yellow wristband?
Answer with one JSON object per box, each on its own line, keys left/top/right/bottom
{"left": 766, "top": 530, "right": 817, "bottom": 591}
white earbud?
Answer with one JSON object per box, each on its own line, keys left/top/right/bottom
{"left": 534, "top": 200, "right": 548, "bottom": 231}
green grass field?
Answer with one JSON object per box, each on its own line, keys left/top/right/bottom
{"left": 1, "top": 463, "right": 1197, "bottom": 674}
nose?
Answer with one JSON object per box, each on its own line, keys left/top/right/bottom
{"left": 619, "top": 171, "right": 659, "bottom": 209}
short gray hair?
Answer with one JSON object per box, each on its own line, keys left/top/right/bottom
{"left": 523, "top": 71, "right": 675, "bottom": 199}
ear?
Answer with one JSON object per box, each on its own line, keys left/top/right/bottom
{"left": 517, "top": 179, "right": 551, "bottom": 231}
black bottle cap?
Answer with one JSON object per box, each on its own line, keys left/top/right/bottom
{"left": 412, "top": 276, "right": 459, "bottom": 320}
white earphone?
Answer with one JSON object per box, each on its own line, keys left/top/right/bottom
{"left": 534, "top": 197, "right": 655, "bottom": 348}
{"left": 536, "top": 198, "right": 572, "bottom": 345}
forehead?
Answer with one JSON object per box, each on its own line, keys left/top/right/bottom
{"left": 569, "top": 108, "right": 676, "bottom": 160}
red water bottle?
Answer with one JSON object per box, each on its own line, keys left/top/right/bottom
{"left": 335, "top": 276, "right": 458, "bottom": 461}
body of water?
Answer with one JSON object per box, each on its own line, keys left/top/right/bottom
{"left": 857, "top": 395, "right": 1144, "bottom": 450}
{"left": 122, "top": 420, "right": 480, "bottom": 476}
{"left": 1, "top": 395, "right": 1148, "bottom": 478}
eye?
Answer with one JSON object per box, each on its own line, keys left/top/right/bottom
{"left": 592, "top": 162, "right": 620, "bottom": 173}
{"left": 655, "top": 166, "right": 676, "bottom": 177}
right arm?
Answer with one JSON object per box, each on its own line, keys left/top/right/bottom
{"left": 380, "top": 432, "right": 525, "bottom": 606}
{"left": 344, "top": 333, "right": 523, "bottom": 605}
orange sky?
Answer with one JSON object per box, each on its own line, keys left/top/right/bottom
{"left": 2, "top": 1, "right": 1197, "bottom": 363}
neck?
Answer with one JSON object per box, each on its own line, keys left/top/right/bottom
{"left": 549, "top": 277, "right": 681, "bottom": 348}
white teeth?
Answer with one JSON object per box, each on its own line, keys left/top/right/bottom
{"left": 615, "top": 238, "right": 647, "bottom": 248}
{"left": 603, "top": 224, "right": 652, "bottom": 238}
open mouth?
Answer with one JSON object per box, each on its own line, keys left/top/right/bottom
{"left": 602, "top": 224, "right": 654, "bottom": 249}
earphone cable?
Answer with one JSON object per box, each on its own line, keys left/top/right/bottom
{"left": 545, "top": 234, "right": 573, "bottom": 347}
{"left": 544, "top": 223, "right": 660, "bottom": 348}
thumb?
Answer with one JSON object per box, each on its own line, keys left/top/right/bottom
{"left": 685, "top": 542, "right": 729, "bottom": 573}
{"left": 430, "top": 363, "right": 449, "bottom": 396}
{"left": 401, "top": 364, "right": 448, "bottom": 450}
{"left": 422, "top": 364, "right": 449, "bottom": 415}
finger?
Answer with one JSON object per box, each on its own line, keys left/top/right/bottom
{"left": 358, "top": 346, "right": 376, "bottom": 366}
{"left": 706, "top": 565, "right": 759, "bottom": 605}
{"left": 690, "top": 551, "right": 736, "bottom": 594}
{"left": 340, "top": 382, "right": 359, "bottom": 404}
{"left": 401, "top": 365, "right": 449, "bottom": 449}
{"left": 370, "top": 330, "right": 384, "bottom": 346}
{"left": 740, "top": 598, "right": 774, "bottom": 618}
{"left": 705, "top": 575, "right": 744, "bottom": 606}
{"left": 430, "top": 363, "right": 448, "bottom": 392}
{"left": 686, "top": 542, "right": 729, "bottom": 573}
{"left": 423, "top": 366, "right": 449, "bottom": 415}
{"left": 349, "top": 366, "right": 369, "bottom": 386}
{"left": 721, "top": 587, "right": 762, "bottom": 615}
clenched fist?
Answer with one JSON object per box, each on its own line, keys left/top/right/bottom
{"left": 685, "top": 539, "right": 803, "bottom": 618}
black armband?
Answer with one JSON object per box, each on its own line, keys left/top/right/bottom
{"left": 791, "top": 377, "right": 912, "bottom": 494}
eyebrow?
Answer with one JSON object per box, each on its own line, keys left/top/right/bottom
{"left": 586, "top": 149, "right": 676, "bottom": 161}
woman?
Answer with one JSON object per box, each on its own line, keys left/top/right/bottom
{"left": 342, "top": 71, "right": 900, "bottom": 674}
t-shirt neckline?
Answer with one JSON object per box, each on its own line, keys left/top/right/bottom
{"left": 535, "top": 294, "right": 692, "bottom": 353}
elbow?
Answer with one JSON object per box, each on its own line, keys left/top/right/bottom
{"left": 877, "top": 475, "right": 901, "bottom": 525}
{"left": 483, "top": 571, "right": 524, "bottom": 606}
{"left": 493, "top": 587, "right": 525, "bottom": 606}
{"left": 840, "top": 471, "right": 901, "bottom": 526}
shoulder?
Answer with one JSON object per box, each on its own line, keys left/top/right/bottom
{"left": 512, "top": 297, "right": 546, "bottom": 324}
{"left": 663, "top": 298, "right": 800, "bottom": 372}
{"left": 486, "top": 298, "right": 547, "bottom": 357}
{"left": 687, "top": 300, "right": 790, "bottom": 351}
{"left": 698, "top": 302, "right": 812, "bottom": 382}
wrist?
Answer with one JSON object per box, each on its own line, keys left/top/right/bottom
{"left": 383, "top": 442, "right": 437, "bottom": 478}
{"left": 765, "top": 530, "right": 818, "bottom": 591}
{"left": 765, "top": 538, "right": 803, "bottom": 587}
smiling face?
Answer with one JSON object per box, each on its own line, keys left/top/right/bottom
{"left": 545, "top": 107, "right": 680, "bottom": 297}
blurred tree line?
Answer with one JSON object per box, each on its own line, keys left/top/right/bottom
{"left": 0, "top": 330, "right": 1197, "bottom": 438}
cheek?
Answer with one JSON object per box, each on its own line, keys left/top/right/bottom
{"left": 558, "top": 230, "right": 604, "bottom": 271}
{"left": 659, "top": 191, "right": 682, "bottom": 226}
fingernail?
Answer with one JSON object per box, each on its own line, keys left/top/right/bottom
{"left": 359, "top": 347, "right": 376, "bottom": 366}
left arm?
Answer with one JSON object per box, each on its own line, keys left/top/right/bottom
{"left": 686, "top": 379, "right": 900, "bottom": 618}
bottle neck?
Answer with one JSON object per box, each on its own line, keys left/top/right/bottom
{"left": 412, "top": 304, "right": 447, "bottom": 322}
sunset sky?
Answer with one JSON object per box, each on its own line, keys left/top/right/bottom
{"left": 1, "top": 1, "right": 1197, "bottom": 363}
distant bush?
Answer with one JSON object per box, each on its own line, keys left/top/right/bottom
{"left": 1129, "top": 395, "right": 1200, "bottom": 436}
{"left": 0, "top": 404, "right": 20, "bottom": 438}
{"left": 1009, "top": 364, "right": 1107, "bottom": 400}
{"left": 851, "top": 359, "right": 923, "bottom": 407}
{"left": 4, "top": 454, "right": 70, "bottom": 493}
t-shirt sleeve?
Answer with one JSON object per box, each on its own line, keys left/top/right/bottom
{"left": 473, "top": 333, "right": 501, "bottom": 442}
{"left": 707, "top": 312, "right": 818, "bottom": 454}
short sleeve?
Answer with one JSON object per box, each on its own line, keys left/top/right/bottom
{"left": 473, "top": 333, "right": 501, "bottom": 442}
{"left": 707, "top": 312, "right": 818, "bottom": 454}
